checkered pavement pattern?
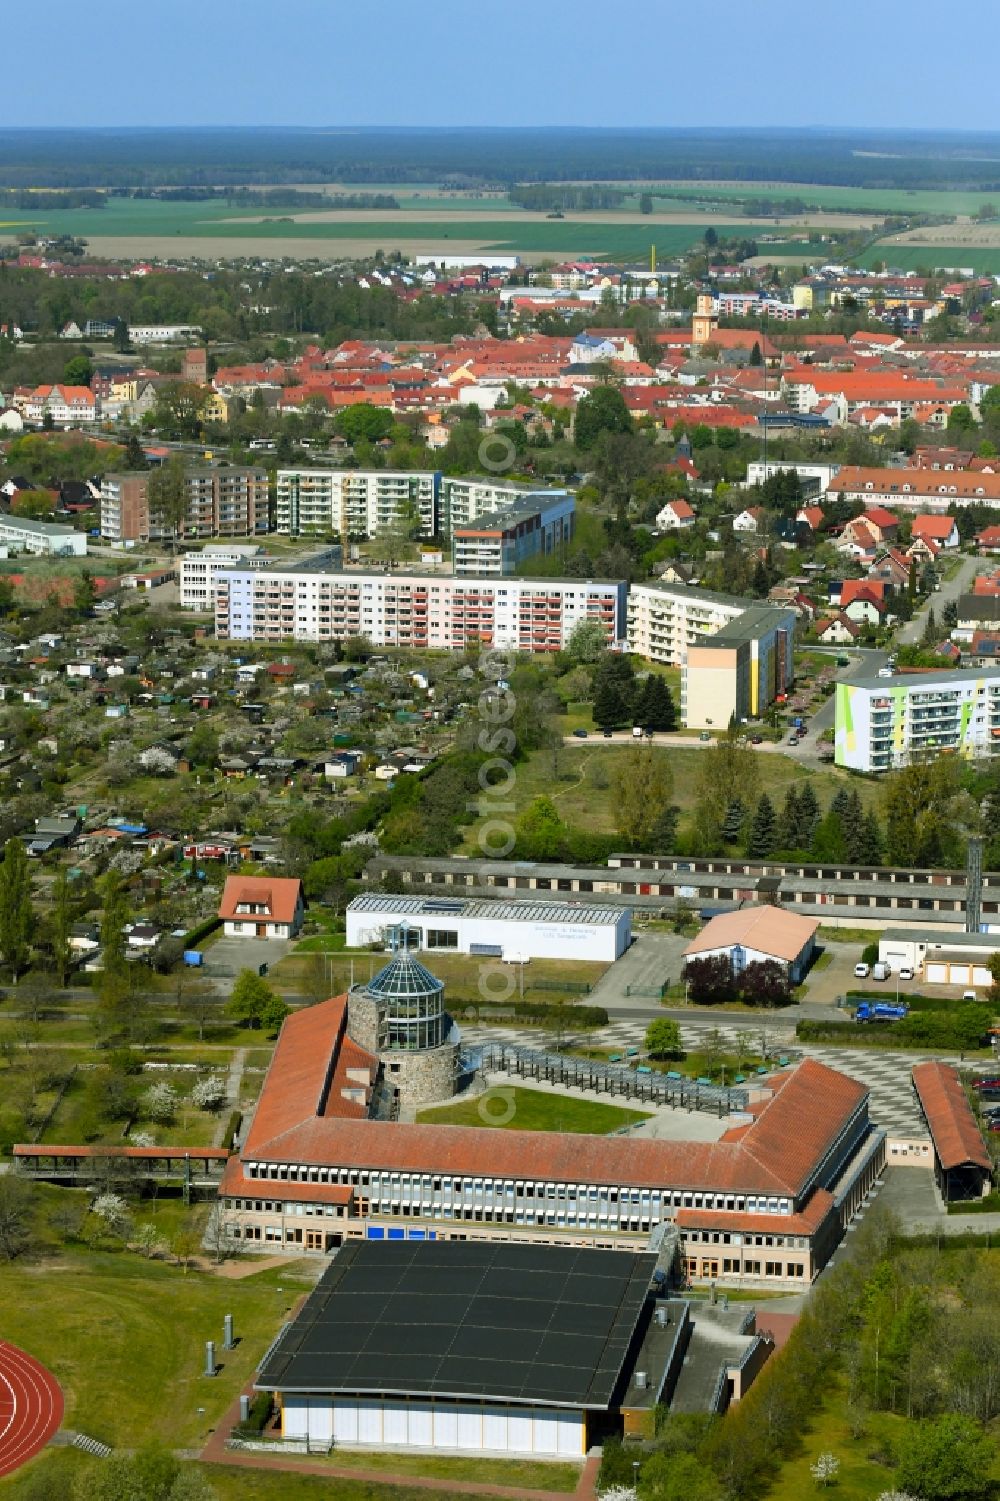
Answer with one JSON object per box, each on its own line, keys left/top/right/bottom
{"left": 463, "top": 1019, "right": 930, "bottom": 1139}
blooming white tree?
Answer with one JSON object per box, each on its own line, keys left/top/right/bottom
{"left": 811, "top": 1453, "right": 840, "bottom": 1487}
{"left": 876, "top": 1493, "right": 919, "bottom": 1501}
{"left": 91, "top": 1192, "right": 130, "bottom": 1239}
{"left": 145, "top": 1080, "right": 178, "bottom": 1123}
{"left": 191, "top": 1075, "right": 226, "bottom": 1111}
{"left": 138, "top": 746, "right": 178, "bottom": 775}
{"left": 130, "top": 1131, "right": 156, "bottom": 1148}
{"left": 597, "top": 1489, "right": 638, "bottom": 1501}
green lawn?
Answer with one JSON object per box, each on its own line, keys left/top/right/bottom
{"left": 762, "top": 1377, "right": 906, "bottom": 1501}
{"left": 274, "top": 947, "right": 608, "bottom": 1005}
{"left": 281, "top": 1449, "right": 579, "bottom": 1490}
{"left": 0, "top": 1452, "right": 486, "bottom": 1501}
{"left": 417, "top": 1086, "right": 651, "bottom": 1134}
{"left": 0, "top": 1250, "right": 314, "bottom": 1451}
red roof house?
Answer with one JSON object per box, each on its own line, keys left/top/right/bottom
{"left": 219, "top": 876, "right": 304, "bottom": 941}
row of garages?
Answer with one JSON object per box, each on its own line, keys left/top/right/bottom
{"left": 879, "top": 930, "right": 999, "bottom": 988}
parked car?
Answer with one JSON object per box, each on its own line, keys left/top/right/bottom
{"left": 750, "top": 734, "right": 763, "bottom": 745}
{"left": 602, "top": 728, "right": 613, "bottom": 738}
{"left": 899, "top": 966, "right": 914, "bottom": 981}
{"left": 854, "top": 962, "right": 870, "bottom": 978}
{"left": 963, "top": 989, "right": 978, "bottom": 1003}
{"left": 788, "top": 735, "right": 799, "bottom": 745}
{"left": 572, "top": 728, "right": 588, "bottom": 739}
{"left": 698, "top": 730, "right": 712, "bottom": 742}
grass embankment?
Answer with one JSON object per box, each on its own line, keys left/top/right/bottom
{"left": 0, "top": 1252, "right": 314, "bottom": 1450}
{"left": 417, "top": 1086, "right": 651, "bottom": 1134}
{"left": 1, "top": 1451, "right": 520, "bottom": 1500}
{"left": 763, "top": 1376, "right": 907, "bottom": 1501}
{"left": 459, "top": 745, "right": 879, "bottom": 850}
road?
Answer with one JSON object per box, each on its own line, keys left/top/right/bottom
{"left": 896, "top": 554, "right": 980, "bottom": 645}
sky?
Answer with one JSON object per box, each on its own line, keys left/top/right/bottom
{"left": 1, "top": 0, "right": 996, "bottom": 131}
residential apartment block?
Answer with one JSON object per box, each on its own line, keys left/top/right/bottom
{"left": 179, "top": 544, "right": 273, "bottom": 610}
{"left": 626, "top": 581, "right": 741, "bottom": 665}
{"left": 100, "top": 468, "right": 269, "bottom": 544}
{"left": 215, "top": 569, "right": 626, "bottom": 652}
{"left": 682, "top": 606, "right": 796, "bottom": 729}
{"left": 627, "top": 582, "right": 795, "bottom": 727}
{"left": 276, "top": 469, "right": 440, "bottom": 539}
{"left": 826, "top": 466, "right": 1000, "bottom": 513}
{"left": 835, "top": 668, "right": 1000, "bottom": 772}
{"left": 440, "top": 477, "right": 570, "bottom": 535}
{"left": 451, "top": 491, "right": 574, "bottom": 576}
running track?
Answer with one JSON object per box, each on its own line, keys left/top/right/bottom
{"left": 0, "top": 1342, "right": 63, "bottom": 1477}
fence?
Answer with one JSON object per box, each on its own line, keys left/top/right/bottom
{"left": 469, "top": 1042, "right": 749, "bottom": 1116}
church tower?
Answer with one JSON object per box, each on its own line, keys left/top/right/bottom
{"left": 692, "top": 293, "right": 718, "bottom": 350}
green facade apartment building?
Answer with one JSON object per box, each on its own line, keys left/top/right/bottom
{"left": 835, "top": 668, "right": 1000, "bottom": 772}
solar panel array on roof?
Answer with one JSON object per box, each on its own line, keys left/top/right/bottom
{"left": 258, "top": 1240, "right": 655, "bottom": 1410}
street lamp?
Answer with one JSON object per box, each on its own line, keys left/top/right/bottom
{"left": 633, "top": 1459, "right": 641, "bottom": 1489}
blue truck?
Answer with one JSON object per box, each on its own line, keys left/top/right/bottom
{"left": 855, "top": 1000, "right": 908, "bottom": 1023}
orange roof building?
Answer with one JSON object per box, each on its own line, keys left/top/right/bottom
{"left": 218, "top": 875, "right": 304, "bottom": 940}
{"left": 911, "top": 1062, "right": 991, "bottom": 1201}
{"left": 683, "top": 905, "right": 818, "bottom": 982}
{"left": 217, "top": 977, "right": 882, "bottom": 1286}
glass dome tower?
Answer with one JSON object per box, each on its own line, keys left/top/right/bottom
{"left": 365, "top": 950, "right": 447, "bottom": 1052}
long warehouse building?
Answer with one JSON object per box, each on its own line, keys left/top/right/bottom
{"left": 364, "top": 852, "right": 995, "bottom": 932}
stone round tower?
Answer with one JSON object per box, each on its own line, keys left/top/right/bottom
{"left": 347, "top": 949, "right": 459, "bottom": 1108}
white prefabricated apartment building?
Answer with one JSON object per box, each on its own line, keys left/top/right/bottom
{"left": 215, "top": 568, "right": 626, "bottom": 652}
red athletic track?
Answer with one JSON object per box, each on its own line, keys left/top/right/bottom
{"left": 0, "top": 1342, "right": 63, "bottom": 1477}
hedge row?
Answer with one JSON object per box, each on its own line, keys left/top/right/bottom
{"left": 223, "top": 1110, "right": 242, "bottom": 1150}
{"left": 455, "top": 1001, "right": 609, "bottom": 1030}
{"left": 183, "top": 915, "right": 222, "bottom": 949}
{"left": 798, "top": 1010, "right": 986, "bottom": 1050}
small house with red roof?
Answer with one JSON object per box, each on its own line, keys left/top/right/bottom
{"left": 976, "top": 526, "right": 1000, "bottom": 555}
{"left": 655, "top": 498, "right": 696, "bottom": 532}
{"left": 815, "top": 613, "right": 861, "bottom": 645}
{"left": 733, "top": 506, "right": 765, "bottom": 534}
{"left": 219, "top": 876, "right": 304, "bottom": 940}
{"left": 911, "top": 515, "right": 960, "bottom": 550}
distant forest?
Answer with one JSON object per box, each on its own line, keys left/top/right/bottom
{"left": 1, "top": 127, "right": 1000, "bottom": 190}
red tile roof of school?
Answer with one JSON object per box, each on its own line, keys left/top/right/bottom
{"left": 241, "top": 999, "right": 867, "bottom": 1202}
{"left": 911, "top": 1062, "right": 991, "bottom": 1174}
{"left": 675, "top": 1187, "right": 836, "bottom": 1237}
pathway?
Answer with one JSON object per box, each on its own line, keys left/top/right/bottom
{"left": 216, "top": 1048, "right": 247, "bottom": 1148}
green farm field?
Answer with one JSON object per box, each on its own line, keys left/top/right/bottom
{"left": 858, "top": 242, "right": 1000, "bottom": 274}
{"left": 0, "top": 197, "right": 770, "bottom": 260}
{"left": 645, "top": 182, "right": 999, "bottom": 217}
